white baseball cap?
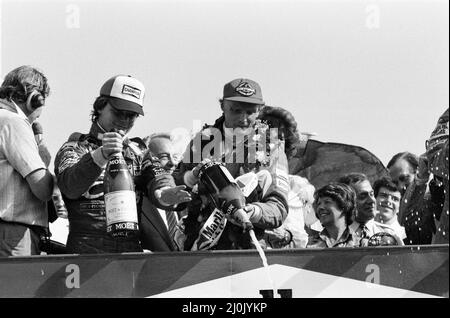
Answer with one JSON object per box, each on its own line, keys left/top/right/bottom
{"left": 100, "top": 75, "right": 145, "bottom": 115}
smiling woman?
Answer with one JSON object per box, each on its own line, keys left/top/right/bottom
{"left": 307, "top": 183, "right": 359, "bottom": 248}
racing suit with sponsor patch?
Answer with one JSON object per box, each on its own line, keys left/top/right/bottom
{"left": 54, "top": 123, "right": 146, "bottom": 253}
{"left": 176, "top": 116, "right": 289, "bottom": 250}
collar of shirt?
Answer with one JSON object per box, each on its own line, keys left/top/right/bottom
{"left": 350, "top": 220, "right": 369, "bottom": 237}
{"left": 349, "top": 221, "right": 360, "bottom": 233}
{"left": 318, "top": 227, "right": 354, "bottom": 248}
{"left": 0, "top": 98, "right": 29, "bottom": 122}
{"left": 384, "top": 219, "right": 402, "bottom": 230}
{"left": 12, "top": 100, "right": 30, "bottom": 122}
{"left": 91, "top": 122, "right": 107, "bottom": 140}
{"left": 376, "top": 220, "right": 406, "bottom": 240}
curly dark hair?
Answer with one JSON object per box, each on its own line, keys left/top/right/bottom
{"left": 373, "top": 176, "right": 400, "bottom": 197}
{"left": 90, "top": 96, "right": 109, "bottom": 123}
{"left": 0, "top": 65, "right": 50, "bottom": 103}
{"left": 313, "top": 182, "right": 356, "bottom": 226}
{"left": 257, "top": 106, "right": 300, "bottom": 160}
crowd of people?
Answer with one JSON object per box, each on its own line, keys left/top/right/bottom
{"left": 0, "top": 65, "right": 448, "bottom": 257}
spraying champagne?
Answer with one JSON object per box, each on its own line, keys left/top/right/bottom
{"left": 198, "top": 161, "right": 253, "bottom": 231}
{"left": 198, "top": 161, "right": 276, "bottom": 295}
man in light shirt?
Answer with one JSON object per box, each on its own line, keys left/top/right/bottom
{"left": 373, "top": 176, "right": 406, "bottom": 242}
{"left": 0, "top": 65, "right": 54, "bottom": 256}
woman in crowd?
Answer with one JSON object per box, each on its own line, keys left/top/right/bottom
{"left": 307, "top": 183, "right": 359, "bottom": 248}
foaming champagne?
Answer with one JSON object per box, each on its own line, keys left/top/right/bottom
{"left": 199, "top": 162, "right": 275, "bottom": 294}
{"left": 104, "top": 151, "right": 139, "bottom": 238}
{"left": 199, "top": 161, "right": 253, "bottom": 231}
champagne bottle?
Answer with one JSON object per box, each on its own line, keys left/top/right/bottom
{"left": 104, "top": 151, "right": 139, "bottom": 238}
{"left": 199, "top": 161, "right": 253, "bottom": 231}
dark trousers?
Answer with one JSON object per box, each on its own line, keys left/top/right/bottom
{"left": 0, "top": 220, "right": 41, "bottom": 257}
{"left": 66, "top": 232, "right": 142, "bottom": 254}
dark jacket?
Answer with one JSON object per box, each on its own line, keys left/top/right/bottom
{"left": 426, "top": 109, "right": 449, "bottom": 244}
{"left": 138, "top": 196, "right": 177, "bottom": 252}
{"left": 54, "top": 123, "right": 146, "bottom": 253}
{"left": 399, "top": 180, "right": 437, "bottom": 244}
{"left": 135, "top": 150, "right": 181, "bottom": 252}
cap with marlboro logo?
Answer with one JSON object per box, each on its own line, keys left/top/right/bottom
{"left": 100, "top": 75, "right": 145, "bottom": 115}
{"left": 223, "top": 78, "right": 265, "bottom": 105}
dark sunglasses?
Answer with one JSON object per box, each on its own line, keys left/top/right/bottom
{"left": 110, "top": 106, "right": 138, "bottom": 120}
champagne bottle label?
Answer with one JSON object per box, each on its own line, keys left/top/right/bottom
{"left": 105, "top": 190, "right": 138, "bottom": 232}
{"left": 107, "top": 156, "right": 128, "bottom": 178}
{"left": 191, "top": 208, "right": 227, "bottom": 251}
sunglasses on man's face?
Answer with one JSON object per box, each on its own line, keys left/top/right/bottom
{"left": 110, "top": 106, "right": 139, "bottom": 120}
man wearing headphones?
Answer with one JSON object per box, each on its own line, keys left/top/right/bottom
{"left": 54, "top": 75, "right": 147, "bottom": 254}
{"left": 0, "top": 65, "right": 54, "bottom": 256}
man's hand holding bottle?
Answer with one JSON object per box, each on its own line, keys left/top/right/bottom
{"left": 101, "top": 131, "right": 125, "bottom": 159}
{"left": 184, "top": 158, "right": 212, "bottom": 188}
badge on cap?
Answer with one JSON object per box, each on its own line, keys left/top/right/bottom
{"left": 235, "top": 81, "right": 256, "bottom": 97}
{"left": 122, "top": 85, "right": 141, "bottom": 100}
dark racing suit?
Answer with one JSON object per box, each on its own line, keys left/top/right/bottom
{"left": 54, "top": 123, "right": 146, "bottom": 253}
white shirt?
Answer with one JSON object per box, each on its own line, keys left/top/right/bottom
{"left": 0, "top": 99, "right": 48, "bottom": 226}
{"left": 350, "top": 219, "right": 387, "bottom": 238}
{"left": 350, "top": 218, "right": 405, "bottom": 245}
{"left": 378, "top": 219, "right": 407, "bottom": 241}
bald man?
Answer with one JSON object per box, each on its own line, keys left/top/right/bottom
{"left": 137, "top": 134, "right": 190, "bottom": 251}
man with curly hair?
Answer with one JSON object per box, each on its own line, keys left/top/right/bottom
{"left": 0, "top": 65, "right": 54, "bottom": 256}
{"left": 373, "top": 176, "right": 406, "bottom": 242}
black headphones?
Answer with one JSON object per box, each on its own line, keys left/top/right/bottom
{"left": 26, "top": 90, "right": 45, "bottom": 110}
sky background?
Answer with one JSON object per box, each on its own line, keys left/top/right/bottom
{"left": 1, "top": 0, "right": 448, "bottom": 243}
